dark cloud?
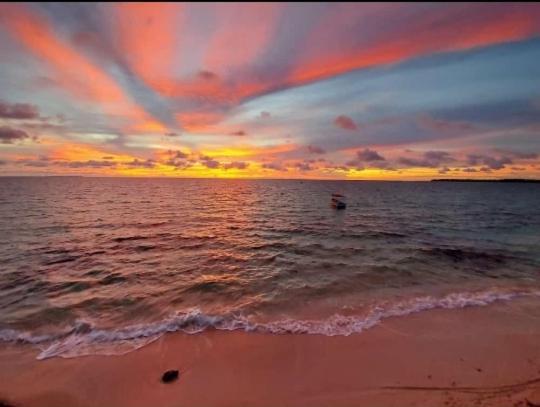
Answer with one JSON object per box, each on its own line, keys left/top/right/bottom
{"left": 495, "top": 150, "right": 538, "bottom": 159}
{"left": 126, "top": 159, "right": 156, "bottom": 168}
{"left": 22, "top": 121, "right": 65, "bottom": 133}
{"left": 102, "top": 156, "right": 114, "bottom": 160}
{"left": 201, "top": 157, "right": 220, "bottom": 168}
{"left": 294, "top": 161, "right": 314, "bottom": 171}
{"left": 466, "top": 155, "right": 483, "bottom": 166}
{"left": 397, "top": 157, "right": 433, "bottom": 167}
{"left": 262, "top": 162, "right": 287, "bottom": 171}
{"left": 230, "top": 130, "right": 247, "bottom": 136}
{"left": 165, "top": 158, "right": 192, "bottom": 170}
{"left": 344, "top": 160, "right": 364, "bottom": 171}
{"left": 223, "top": 161, "right": 249, "bottom": 170}
{"left": 0, "top": 101, "right": 40, "bottom": 120}
{"left": 345, "top": 148, "right": 391, "bottom": 170}
{"left": 0, "top": 101, "right": 61, "bottom": 138}
{"left": 0, "top": 126, "right": 32, "bottom": 144}
{"left": 168, "top": 150, "right": 188, "bottom": 159}
{"left": 356, "top": 148, "right": 385, "bottom": 161}
{"left": 16, "top": 155, "right": 46, "bottom": 167}
{"left": 0, "top": 160, "right": 6, "bottom": 166}
{"left": 23, "top": 161, "right": 50, "bottom": 167}
{"left": 198, "top": 70, "right": 218, "bottom": 80}
{"left": 164, "top": 132, "right": 180, "bottom": 137}
{"left": 462, "top": 167, "right": 477, "bottom": 173}
{"left": 260, "top": 111, "right": 271, "bottom": 119}
{"left": 482, "top": 156, "right": 512, "bottom": 170}
{"left": 398, "top": 150, "right": 454, "bottom": 168}
{"left": 325, "top": 164, "right": 350, "bottom": 172}
{"left": 424, "top": 151, "right": 453, "bottom": 162}
{"left": 164, "top": 150, "right": 193, "bottom": 169}
{"left": 60, "top": 160, "right": 118, "bottom": 168}
{"left": 467, "top": 154, "right": 512, "bottom": 170}
{"left": 438, "top": 166, "right": 450, "bottom": 174}
{"left": 334, "top": 115, "right": 358, "bottom": 131}
{"left": 307, "top": 145, "right": 326, "bottom": 154}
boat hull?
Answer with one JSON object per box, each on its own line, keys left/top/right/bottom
{"left": 331, "top": 200, "right": 347, "bottom": 210}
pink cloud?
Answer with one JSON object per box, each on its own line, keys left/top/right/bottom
{"left": 334, "top": 115, "right": 358, "bottom": 131}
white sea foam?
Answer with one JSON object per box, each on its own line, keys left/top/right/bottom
{"left": 1, "top": 288, "right": 538, "bottom": 360}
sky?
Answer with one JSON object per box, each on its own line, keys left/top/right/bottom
{"left": 1, "top": 2, "right": 539, "bottom": 180}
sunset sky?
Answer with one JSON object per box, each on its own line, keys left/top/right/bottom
{"left": 1, "top": 2, "right": 539, "bottom": 179}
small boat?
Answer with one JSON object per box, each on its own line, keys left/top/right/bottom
{"left": 331, "top": 193, "right": 347, "bottom": 209}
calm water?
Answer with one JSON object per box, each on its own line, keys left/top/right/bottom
{"left": 0, "top": 177, "right": 539, "bottom": 358}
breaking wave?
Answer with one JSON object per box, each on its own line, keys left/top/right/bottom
{"left": 1, "top": 288, "right": 538, "bottom": 360}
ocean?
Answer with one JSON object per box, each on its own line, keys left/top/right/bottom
{"left": 0, "top": 177, "right": 539, "bottom": 359}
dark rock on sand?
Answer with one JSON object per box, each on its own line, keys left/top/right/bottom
{"left": 162, "top": 370, "right": 179, "bottom": 383}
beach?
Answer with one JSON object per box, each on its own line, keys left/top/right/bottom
{"left": 1, "top": 296, "right": 539, "bottom": 407}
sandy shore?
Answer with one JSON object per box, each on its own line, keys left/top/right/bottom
{"left": 1, "top": 297, "right": 540, "bottom": 407}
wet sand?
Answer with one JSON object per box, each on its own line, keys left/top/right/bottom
{"left": 1, "top": 297, "right": 539, "bottom": 407}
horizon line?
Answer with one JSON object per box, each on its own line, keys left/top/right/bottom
{"left": 1, "top": 175, "right": 539, "bottom": 182}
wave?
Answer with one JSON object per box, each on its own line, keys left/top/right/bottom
{"left": 1, "top": 288, "right": 539, "bottom": 360}
{"left": 420, "top": 247, "right": 513, "bottom": 264}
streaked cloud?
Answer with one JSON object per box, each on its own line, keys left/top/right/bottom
{"left": 1, "top": 3, "right": 539, "bottom": 179}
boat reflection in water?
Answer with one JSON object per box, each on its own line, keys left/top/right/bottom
{"left": 331, "top": 193, "right": 347, "bottom": 209}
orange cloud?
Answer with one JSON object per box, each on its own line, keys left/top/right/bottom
{"left": 0, "top": 4, "right": 162, "bottom": 132}
{"left": 112, "top": 3, "right": 183, "bottom": 91}
{"left": 152, "top": 74, "right": 234, "bottom": 105}
{"left": 130, "top": 119, "right": 167, "bottom": 134}
{"left": 175, "top": 111, "right": 227, "bottom": 133}
{"left": 150, "top": 73, "right": 272, "bottom": 112}
{"left": 289, "top": 5, "right": 540, "bottom": 85}
{"left": 202, "top": 143, "right": 297, "bottom": 159}
{"left": 122, "top": 3, "right": 540, "bottom": 133}
{"left": 46, "top": 143, "right": 130, "bottom": 163}
{"left": 202, "top": 3, "right": 281, "bottom": 74}
{"left": 110, "top": 3, "right": 280, "bottom": 113}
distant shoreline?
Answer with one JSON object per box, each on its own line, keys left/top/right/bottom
{"left": 431, "top": 178, "right": 540, "bottom": 183}
{"left": 0, "top": 176, "right": 539, "bottom": 182}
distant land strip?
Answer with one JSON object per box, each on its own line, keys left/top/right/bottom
{"left": 431, "top": 179, "right": 540, "bottom": 183}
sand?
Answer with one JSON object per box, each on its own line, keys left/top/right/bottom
{"left": 1, "top": 297, "right": 540, "bottom": 407}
